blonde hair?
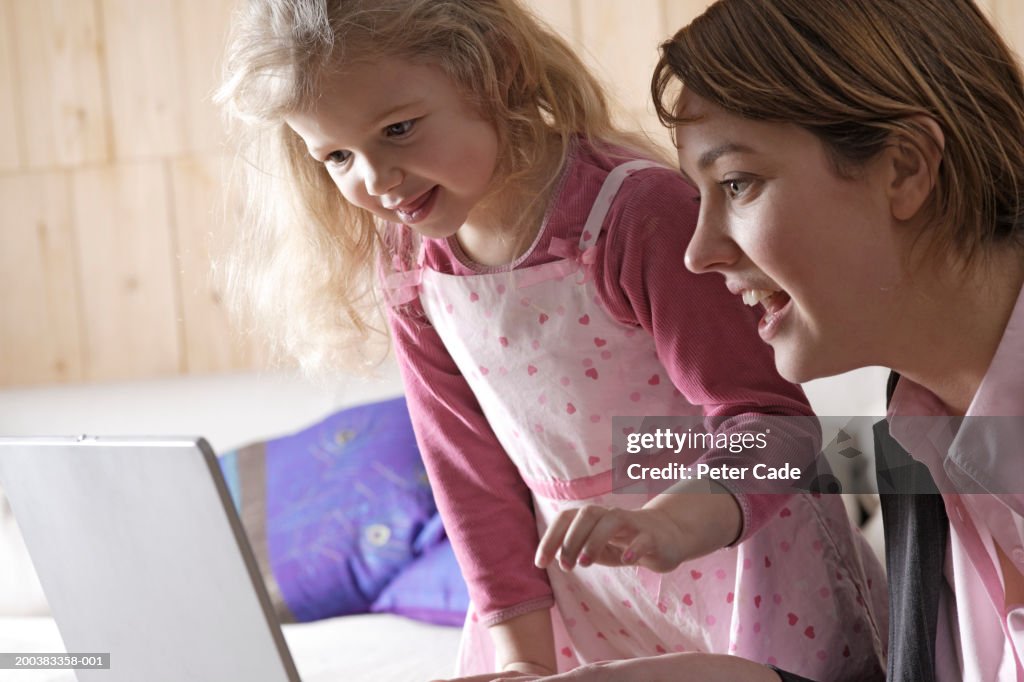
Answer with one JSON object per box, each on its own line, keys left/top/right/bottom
{"left": 652, "top": 0, "right": 1024, "bottom": 266}
{"left": 217, "top": 0, "right": 662, "bottom": 373}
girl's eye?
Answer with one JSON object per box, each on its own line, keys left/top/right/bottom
{"left": 384, "top": 119, "right": 415, "bottom": 137}
{"left": 325, "top": 150, "right": 352, "bottom": 165}
{"left": 720, "top": 178, "right": 752, "bottom": 199}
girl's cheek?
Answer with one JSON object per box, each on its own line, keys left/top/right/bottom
{"left": 336, "top": 179, "right": 366, "bottom": 207}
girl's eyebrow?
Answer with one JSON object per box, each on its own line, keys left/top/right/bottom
{"left": 370, "top": 99, "right": 423, "bottom": 127}
{"left": 305, "top": 99, "right": 424, "bottom": 159}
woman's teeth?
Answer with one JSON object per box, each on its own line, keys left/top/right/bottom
{"left": 742, "top": 289, "right": 777, "bottom": 307}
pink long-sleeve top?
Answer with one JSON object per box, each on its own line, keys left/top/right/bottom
{"left": 385, "top": 140, "right": 814, "bottom": 625}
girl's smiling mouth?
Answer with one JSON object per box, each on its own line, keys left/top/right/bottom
{"left": 393, "top": 186, "right": 438, "bottom": 224}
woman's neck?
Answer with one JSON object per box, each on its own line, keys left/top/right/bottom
{"left": 890, "top": 247, "right": 1024, "bottom": 415}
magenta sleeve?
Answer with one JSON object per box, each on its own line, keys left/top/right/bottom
{"left": 596, "top": 168, "right": 819, "bottom": 541}
{"left": 386, "top": 302, "right": 554, "bottom": 625}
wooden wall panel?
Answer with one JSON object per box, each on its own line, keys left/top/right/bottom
{"left": 991, "top": 0, "right": 1024, "bottom": 62}
{"left": 5, "top": 0, "right": 1024, "bottom": 387}
{"left": 0, "top": 173, "right": 83, "bottom": 385}
{"left": 176, "top": 0, "right": 237, "bottom": 153}
{"left": 8, "top": 0, "right": 109, "bottom": 169}
{"left": 100, "top": 0, "right": 188, "bottom": 159}
{"left": 71, "top": 162, "right": 182, "bottom": 381}
{"left": 662, "top": 0, "right": 716, "bottom": 33}
{"left": 169, "top": 154, "right": 255, "bottom": 373}
{"left": 523, "top": 0, "right": 578, "bottom": 47}
{"left": 578, "top": 0, "right": 668, "bottom": 140}
{"left": 0, "top": 1, "right": 23, "bottom": 171}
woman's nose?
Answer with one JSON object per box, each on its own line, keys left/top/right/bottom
{"left": 684, "top": 208, "right": 742, "bottom": 275}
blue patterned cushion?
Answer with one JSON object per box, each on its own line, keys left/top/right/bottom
{"left": 218, "top": 397, "right": 466, "bottom": 623}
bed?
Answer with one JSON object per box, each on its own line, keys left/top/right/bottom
{"left": 0, "top": 364, "right": 887, "bottom": 681}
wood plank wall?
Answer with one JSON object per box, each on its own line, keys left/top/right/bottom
{"left": 1, "top": 0, "right": 1021, "bottom": 386}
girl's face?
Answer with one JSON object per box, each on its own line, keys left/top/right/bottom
{"left": 675, "top": 91, "right": 909, "bottom": 383}
{"left": 286, "top": 57, "right": 500, "bottom": 240}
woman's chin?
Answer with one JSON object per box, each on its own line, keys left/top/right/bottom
{"left": 771, "top": 338, "right": 832, "bottom": 385}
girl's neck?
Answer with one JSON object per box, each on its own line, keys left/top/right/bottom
{"left": 890, "top": 246, "right": 1024, "bottom": 415}
{"left": 456, "top": 135, "right": 568, "bottom": 267}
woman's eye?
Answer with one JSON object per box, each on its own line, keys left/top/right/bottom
{"left": 384, "top": 119, "right": 415, "bottom": 137}
{"left": 720, "top": 178, "right": 751, "bottom": 199}
{"left": 325, "top": 150, "right": 351, "bottom": 165}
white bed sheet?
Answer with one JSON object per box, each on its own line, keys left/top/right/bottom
{"left": 0, "top": 613, "right": 462, "bottom": 682}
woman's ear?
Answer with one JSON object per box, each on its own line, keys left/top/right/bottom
{"left": 887, "top": 115, "right": 945, "bottom": 222}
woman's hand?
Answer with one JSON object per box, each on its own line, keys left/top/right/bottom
{"left": 429, "top": 653, "right": 783, "bottom": 682}
{"left": 429, "top": 661, "right": 551, "bottom": 682}
{"left": 524, "top": 654, "right": 782, "bottom": 682}
{"left": 534, "top": 485, "right": 742, "bottom": 573}
{"left": 428, "top": 673, "right": 540, "bottom": 682}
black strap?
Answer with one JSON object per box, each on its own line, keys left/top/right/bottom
{"left": 875, "top": 372, "right": 948, "bottom": 682}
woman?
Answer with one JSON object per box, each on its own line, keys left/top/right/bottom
{"left": 526, "top": 0, "right": 1024, "bottom": 679}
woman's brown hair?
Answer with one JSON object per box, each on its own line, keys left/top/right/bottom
{"left": 653, "top": 0, "right": 1024, "bottom": 263}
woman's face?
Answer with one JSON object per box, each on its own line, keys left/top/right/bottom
{"left": 676, "top": 91, "right": 910, "bottom": 383}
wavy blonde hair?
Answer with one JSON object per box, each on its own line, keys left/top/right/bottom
{"left": 217, "top": 0, "right": 664, "bottom": 373}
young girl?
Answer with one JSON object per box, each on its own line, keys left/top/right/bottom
{"left": 216, "top": 1, "right": 885, "bottom": 679}
{"left": 528, "top": 0, "right": 1023, "bottom": 680}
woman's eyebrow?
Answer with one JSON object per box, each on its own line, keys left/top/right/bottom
{"left": 698, "top": 142, "right": 755, "bottom": 170}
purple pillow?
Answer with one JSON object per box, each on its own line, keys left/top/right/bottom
{"left": 219, "top": 396, "right": 438, "bottom": 622}
{"left": 371, "top": 529, "right": 469, "bottom": 626}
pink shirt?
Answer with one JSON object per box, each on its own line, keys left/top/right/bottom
{"left": 889, "top": 282, "right": 1024, "bottom": 680}
{"left": 386, "top": 141, "right": 813, "bottom": 624}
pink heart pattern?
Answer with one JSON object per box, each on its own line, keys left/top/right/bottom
{"left": 412, "top": 230, "right": 868, "bottom": 667}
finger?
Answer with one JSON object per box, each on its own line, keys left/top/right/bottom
{"left": 576, "top": 511, "right": 643, "bottom": 566}
{"left": 541, "top": 660, "right": 616, "bottom": 681}
{"left": 555, "top": 505, "right": 611, "bottom": 569}
{"left": 619, "top": 531, "right": 656, "bottom": 565}
{"left": 427, "top": 674, "right": 538, "bottom": 682}
{"left": 535, "top": 509, "right": 578, "bottom": 568}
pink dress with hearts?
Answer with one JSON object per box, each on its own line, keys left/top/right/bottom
{"left": 384, "top": 141, "right": 887, "bottom": 679}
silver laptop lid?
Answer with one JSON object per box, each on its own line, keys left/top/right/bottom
{"left": 0, "top": 436, "right": 300, "bottom": 682}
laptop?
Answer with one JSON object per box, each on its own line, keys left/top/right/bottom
{"left": 0, "top": 436, "right": 301, "bottom": 682}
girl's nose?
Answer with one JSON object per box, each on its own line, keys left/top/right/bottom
{"left": 363, "top": 159, "right": 403, "bottom": 196}
{"left": 684, "top": 210, "right": 742, "bottom": 275}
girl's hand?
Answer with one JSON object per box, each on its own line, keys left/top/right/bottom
{"left": 534, "top": 487, "right": 742, "bottom": 573}
{"left": 534, "top": 505, "right": 693, "bottom": 573}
